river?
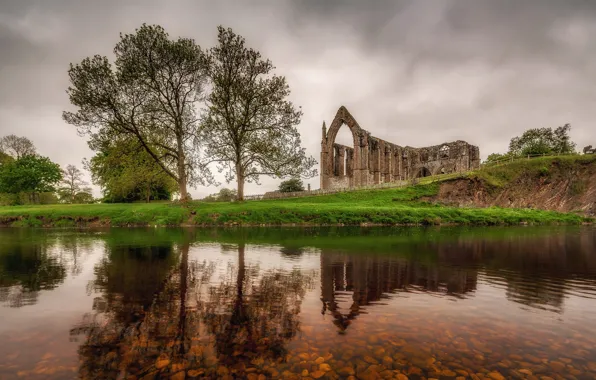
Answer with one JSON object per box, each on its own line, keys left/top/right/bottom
{"left": 1, "top": 226, "right": 595, "bottom": 379}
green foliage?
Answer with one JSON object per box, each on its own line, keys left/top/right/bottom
{"left": 201, "top": 26, "right": 317, "bottom": 200}
{"left": 63, "top": 24, "right": 213, "bottom": 200}
{"left": 472, "top": 154, "right": 593, "bottom": 188}
{"left": 1, "top": 156, "right": 592, "bottom": 227}
{"left": 0, "top": 155, "right": 62, "bottom": 203}
{"left": 484, "top": 152, "right": 513, "bottom": 165}
{"left": 0, "top": 151, "right": 13, "bottom": 165}
{"left": 203, "top": 188, "right": 238, "bottom": 202}
{"left": 508, "top": 124, "right": 576, "bottom": 157}
{"left": 278, "top": 178, "right": 305, "bottom": 193}
{"left": 0, "top": 180, "right": 587, "bottom": 227}
{"left": 538, "top": 166, "right": 550, "bottom": 177}
{"left": 73, "top": 191, "right": 96, "bottom": 204}
{"left": 86, "top": 138, "right": 176, "bottom": 203}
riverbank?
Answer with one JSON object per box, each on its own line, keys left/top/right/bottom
{"left": 1, "top": 155, "right": 593, "bottom": 228}
{"left": 0, "top": 184, "right": 589, "bottom": 227}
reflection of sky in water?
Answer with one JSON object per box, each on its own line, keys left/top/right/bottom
{"left": 1, "top": 227, "right": 596, "bottom": 379}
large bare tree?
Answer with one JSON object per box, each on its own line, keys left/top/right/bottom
{"left": 0, "top": 135, "right": 36, "bottom": 159}
{"left": 59, "top": 164, "right": 92, "bottom": 204}
{"left": 63, "top": 24, "right": 213, "bottom": 201}
{"left": 201, "top": 26, "right": 317, "bottom": 200}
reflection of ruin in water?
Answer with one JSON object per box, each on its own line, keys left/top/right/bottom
{"left": 320, "top": 253, "right": 478, "bottom": 333}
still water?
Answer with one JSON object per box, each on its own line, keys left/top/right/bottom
{"left": 1, "top": 227, "right": 596, "bottom": 380}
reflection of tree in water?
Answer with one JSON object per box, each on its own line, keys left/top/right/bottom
{"left": 279, "top": 246, "right": 305, "bottom": 260}
{"left": 56, "top": 234, "right": 95, "bottom": 276}
{"left": 70, "top": 243, "right": 179, "bottom": 379}
{"left": 71, "top": 241, "right": 315, "bottom": 379}
{"left": 203, "top": 243, "right": 314, "bottom": 368}
{"left": 0, "top": 232, "right": 94, "bottom": 308}
{"left": 320, "top": 253, "right": 478, "bottom": 334}
{"left": 437, "top": 232, "right": 596, "bottom": 313}
{"left": 0, "top": 241, "right": 67, "bottom": 308}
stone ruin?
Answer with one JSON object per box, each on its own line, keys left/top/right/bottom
{"left": 320, "top": 106, "right": 480, "bottom": 190}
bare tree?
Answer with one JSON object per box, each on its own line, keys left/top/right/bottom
{"left": 63, "top": 24, "right": 213, "bottom": 201}
{"left": 59, "top": 165, "right": 91, "bottom": 203}
{"left": 0, "top": 135, "right": 36, "bottom": 159}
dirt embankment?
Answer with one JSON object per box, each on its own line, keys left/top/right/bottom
{"left": 427, "top": 157, "right": 596, "bottom": 216}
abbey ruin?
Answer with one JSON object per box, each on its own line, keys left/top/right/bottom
{"left": 320, "top": 106, "right": 480, "bottom": 190}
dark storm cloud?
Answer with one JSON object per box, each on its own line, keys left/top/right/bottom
{"left": 0, "top": 0, "right": 595, "bottom": 197}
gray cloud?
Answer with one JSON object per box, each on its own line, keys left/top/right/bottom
{"left": 0, "top": 0, "right": 595, "bottom": 197}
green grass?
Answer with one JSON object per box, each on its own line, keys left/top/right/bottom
{"left": 0, "top": 184, "right": 588, "bottom": 227}
{"left": 471, "top": 154, "right": 596, "bottom": 188}
{"left": 0, "top": 202, "right": 190, "bottom": 227}
{"left": 0, "top": 155, "right": 593, "bottom": 227}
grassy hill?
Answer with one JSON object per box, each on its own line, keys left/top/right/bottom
{"left": 0, "top": 155, "right": 593, "bottom": 227}
{"left": 430, "top": 154, "right": 596, "bottom": 215}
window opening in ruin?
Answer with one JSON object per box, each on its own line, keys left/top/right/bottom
{"left": 417, "top": 167, "right": 431, "bottom": 178}
{"left": 335, "top": 123, "right": 353, "bottom": 147}
{"left": 440, "top": 145, "right": 450, "bottom": 159}
{"left": 344, "top": 153, "right": 348, "bottom": 176}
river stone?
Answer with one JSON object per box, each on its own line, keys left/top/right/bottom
{"left": 549, "top": 361, "right": 566, "bottom": 372}
{"left": 487, "top": 372, "right": 506, "bottom": 380}
{"left": 187, "top": 369, "right": 204, "bottom": 378}
{"left": 155, "top": 356, "right": 170, "bottom": 370}
{"left": 364, "top": 356, "right": 378, "bottom": 365}
{"left": 379, "top": 356, "right": 391, "bottom": 366}
{"left": 338, "top": 367, "right": 355, "bottom": 376}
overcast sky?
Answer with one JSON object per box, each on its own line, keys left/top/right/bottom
{"left": 1, "top": 0, "right": 595, "bottom": 198}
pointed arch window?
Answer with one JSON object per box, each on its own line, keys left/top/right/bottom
{"left": 440, "top": 145, "right": 450, "bottom": 159}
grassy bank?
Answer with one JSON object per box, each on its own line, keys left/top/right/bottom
{"left": 0, "top": 179, "right": 590, "bottom": 227}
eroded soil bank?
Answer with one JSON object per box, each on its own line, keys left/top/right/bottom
{"left": 426, "top": 156, "right": 596, "bottom": 216}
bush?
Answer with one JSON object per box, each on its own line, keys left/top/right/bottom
{"left": 279, "top": 178, "right": 304, "bottom": 193}
{"left": 0, "top": 193, "right": 17, "bottom": 206}
{"left": 202, "top": 188, "right": 238, "bottom": 202}
{"left": 0, "top": 192, "right": 59, "bottom": 205}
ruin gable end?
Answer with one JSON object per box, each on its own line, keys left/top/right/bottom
{"left": 320, "top": 106, "right": 481, "bottom": 190}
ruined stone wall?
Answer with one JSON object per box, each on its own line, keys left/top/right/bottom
{"left": 320, "top": 106, "right": 480, "bottom": 190}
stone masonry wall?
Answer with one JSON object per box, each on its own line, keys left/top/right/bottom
{"left": 320, "top": 106, "right": 480, "bottom": 190}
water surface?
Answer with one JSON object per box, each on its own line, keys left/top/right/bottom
{"left": 1, "top": 227, "right": 596, "bottom": 379}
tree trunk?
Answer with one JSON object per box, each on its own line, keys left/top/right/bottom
{"left": 231, "top": 243, "right": 248, "bottom": 337}
{"left": 236, "top": 163, "right": 244, "bottom": 201}
{"left": 237, "top": 243, "right": 245, "bottom": 302}
{"left": 177, "top": 141, "right": 189, "bottom": 203}
{"left": 176, "top": 243, "right": 189, "bottom": 356}
{"left": 146, "top": 183, "right": 151, "bottom": 203}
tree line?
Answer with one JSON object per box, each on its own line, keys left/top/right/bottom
{"left": 63, "top": 24, "right": 317, "bottom": 202}
{"left": 484, "top": 124, "right": 592, "bottom": 164}
{"left": 0, "top": 135, "right": 93, "bottom": 205}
